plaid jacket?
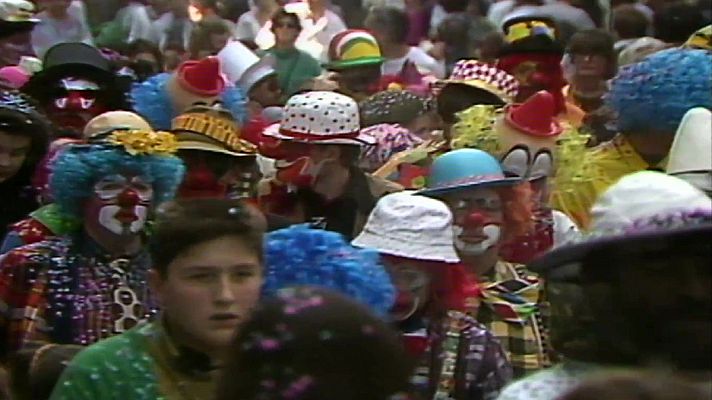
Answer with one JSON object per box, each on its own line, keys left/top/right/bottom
{"left": 0, "top": 237, "right": 156, "bottom": 360}
{"left": 477, "top": 261, "right": 551, "bottom": 379}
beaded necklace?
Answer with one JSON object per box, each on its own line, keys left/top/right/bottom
{"left": 45, "top": 236, "right": 158, "bottom": 345}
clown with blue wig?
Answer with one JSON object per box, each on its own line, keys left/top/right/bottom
{"left": 262, "top": 224, "right": 396, "bottom": 318}
{"left": 130, "top": 57, "right": 248, "bottom": 131}
{"left": 0, "top": 117, "right": 184, "bottom": 361}
{"left": 552, "top": 48, "right": 712, "bottom": 228}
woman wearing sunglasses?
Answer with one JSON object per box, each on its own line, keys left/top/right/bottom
{"left": 263, "top": 8, "right": 322, "bottom": 97}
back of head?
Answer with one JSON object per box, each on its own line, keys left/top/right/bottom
{"left": 654, "top": 1, "right": 709, "bottom": 44}
{"left": 612, "top": 4, "right": 649, "bottom": 40}
{"left": 559, "top": 372, "right": 710, "bottom": 400}
{"left": 365, "top": 6, "right": 409, "bottom": 45}
{"left": 216, "top": 286, "right": 413, "bottom": 400}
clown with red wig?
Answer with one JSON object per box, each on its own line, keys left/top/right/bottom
{"left": 352, "top": 191, "right": 512, "bottom": 399}
{"left": 419, "top": 149, "right": 550, "bottom": 378}
{"left": 496, "top": 17, "right": 584, "bottom": 126}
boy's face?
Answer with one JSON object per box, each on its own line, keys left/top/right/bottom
{"left": 153, "top": 235, "right": 263, "bottom": 356}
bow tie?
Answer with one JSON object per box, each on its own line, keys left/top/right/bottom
{"left": 479, "top": 276, "right": 540, "bottom": 324}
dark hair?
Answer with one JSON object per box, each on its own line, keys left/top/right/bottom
{"left": 215, "top": 286, "right": 413, "bottom": 400}
{"left": 567, "top": 29, "right": 617, "bottom": 78}
{"left": 366, "top": 7, "right": 409, "bottom": 44}
{"left": 612, "top": 5, "right": 649, "bottom": 39}
{"left": 336, "top": 144, "right": 361, "bottom": 167}
{"left": 149, "top": 199, "right": 266, "bottom": 277}
{"left": 126, "top": 39, "right": 164, "bottom": 66}
{"left": 8, "top": 343, "right": 83, "bottom": 400}
{"left": 654, "top": 2, "right": 708, "bottom": 44}
{"left": 271, "top": 8, "right": 301, "bottom": 32}
{"left": 189, "top": 18, "right": 231, "bottom": 58}
{"left": 0, "top": 91, "right": 51, "bottom": 169}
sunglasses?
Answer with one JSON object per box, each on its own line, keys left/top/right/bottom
{"left": 274, "top": 21, "right": 299, "bottom": 29}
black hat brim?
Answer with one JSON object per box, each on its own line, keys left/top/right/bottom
{"left": 528, "top": 224, "right": 712, "bottom": 280}
{"left": 21, "top": 42, "right": 116, "bottom": 100}
{"left": 0, "top": 20, "right": 36, "bottom": 39}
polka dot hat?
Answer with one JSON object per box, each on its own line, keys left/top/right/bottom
{"left": 263, "top": 91, "right": 376, "bottom": 146}
{"left": 440, "top": 60, "right": 519, "bottom": 104}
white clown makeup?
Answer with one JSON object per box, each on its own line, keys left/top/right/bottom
{"left": 382, "top": 260, "right": 431, "bottom": 322}
{"left": 443, "top": 188, "right": 505, "bottom": 257}
{"left": 92, "top": 174, "right": 153, "bottom": 235}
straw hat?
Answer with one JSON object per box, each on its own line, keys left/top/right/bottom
{"left": 82, "top": 111, "right": 153, "bottom": 139}
{"left": 352, "top": 191, "right": 460, "bottom": 263}
{"left": 172, "top": 105, "right": 257, "bottom": 157}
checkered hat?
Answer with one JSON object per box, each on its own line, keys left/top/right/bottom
{"left": 441, "top": 60, "right": 519, "bottom": 103}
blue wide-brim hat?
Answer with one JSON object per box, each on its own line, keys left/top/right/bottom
{"left": 419, "top": 148, "right": 521, "bottom": 196}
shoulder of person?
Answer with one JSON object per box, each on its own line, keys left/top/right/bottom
{"left": 51, "top": 327, "right": 155, "bottom": 399}
{"left": 366, "top": 173, "right": 404, "bottom": 198}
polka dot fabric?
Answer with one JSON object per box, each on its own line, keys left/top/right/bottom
{"left": 446, "top": 60, "right": 520, "bottom": 103}
{"left": 263, "top": 91, "right": 375, "bottom": 145}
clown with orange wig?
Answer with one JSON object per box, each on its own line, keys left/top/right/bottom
{"left": 451, "top": 91, "right": 585, "bottom": 264}
{"left": 419, "top": 149, "right": 550, "bottom": 378}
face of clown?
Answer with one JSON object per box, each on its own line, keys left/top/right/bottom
{"left": 47, "top": 78, "right": 107, "bottom": 135}
{"left": 440, "top": 187, "right": 504, "bottom": 267}
{"left": 381, "top": 257, "right": 431, "bottom": 322}
{"left": 84, "top": 174, "right": 154, "bottom": 240}
{"left": 262, "top": 140, "right": 335, "bottom": 188}
{"left": 500, "top": 54, "right": 565, "bottom": 107}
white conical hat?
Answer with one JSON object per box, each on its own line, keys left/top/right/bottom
{"left": 217, "top": 40, "right": 258, "bottom": 83}
{"left": 217, "top": 40, "right": 275, "bottom": 93}
{"left": 666, "top": 108, "right": 712, "bottom": 192}
{"left": 238, "top": 54, "right": 276, "bottom": 94}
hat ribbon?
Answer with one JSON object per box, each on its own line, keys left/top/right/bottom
{"left": 278, "top": 127, "right": 364, "bottom": 142}
{"left": 429, "top": 174, "right": 510, "bottom": 190}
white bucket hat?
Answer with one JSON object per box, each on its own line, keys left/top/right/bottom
{"left": 591, "top": 170, "right": 712, "bottom": 235}
{"left": 530, "top": 171, "right": 712, "bottom": 275}
{"left": 217, "top": 40, "right": 276, "bottom": 94}
{"left": 263, "top": 91, "right": 375, "bottom": 146}
{"left": 666, "top": 107, "right": 712, "bottom": 193}
{"left": 352, "top": 191, "right": 460, "bottom": 263}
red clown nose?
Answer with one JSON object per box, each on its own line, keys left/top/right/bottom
{"left": 117, "top": 189, "right": 140, "bottom": 207}
{"left": 464, "top": 212, "right": 486, "bottom": 229}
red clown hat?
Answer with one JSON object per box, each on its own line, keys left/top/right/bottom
{"left": 176, "top": 57, "right": 225, "bottom": 97}
{"left": 504, "top": 90, "right": 562, "bottom": 137}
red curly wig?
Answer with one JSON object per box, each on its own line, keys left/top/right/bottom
{"left": 497, "top": 181, "right": 535, "bottom": 243}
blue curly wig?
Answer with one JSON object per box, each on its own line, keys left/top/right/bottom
{"left": 263, "top": 225, "right": 396, "bottom": 317}
{"left": 605, "top": 48, "right": 712, "bottom": 134}
{"left": 130, "top": 73, "right": 248, "bottom": 130}
{"left": 51, "top": 144, "right": 185, "bottom": 217}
